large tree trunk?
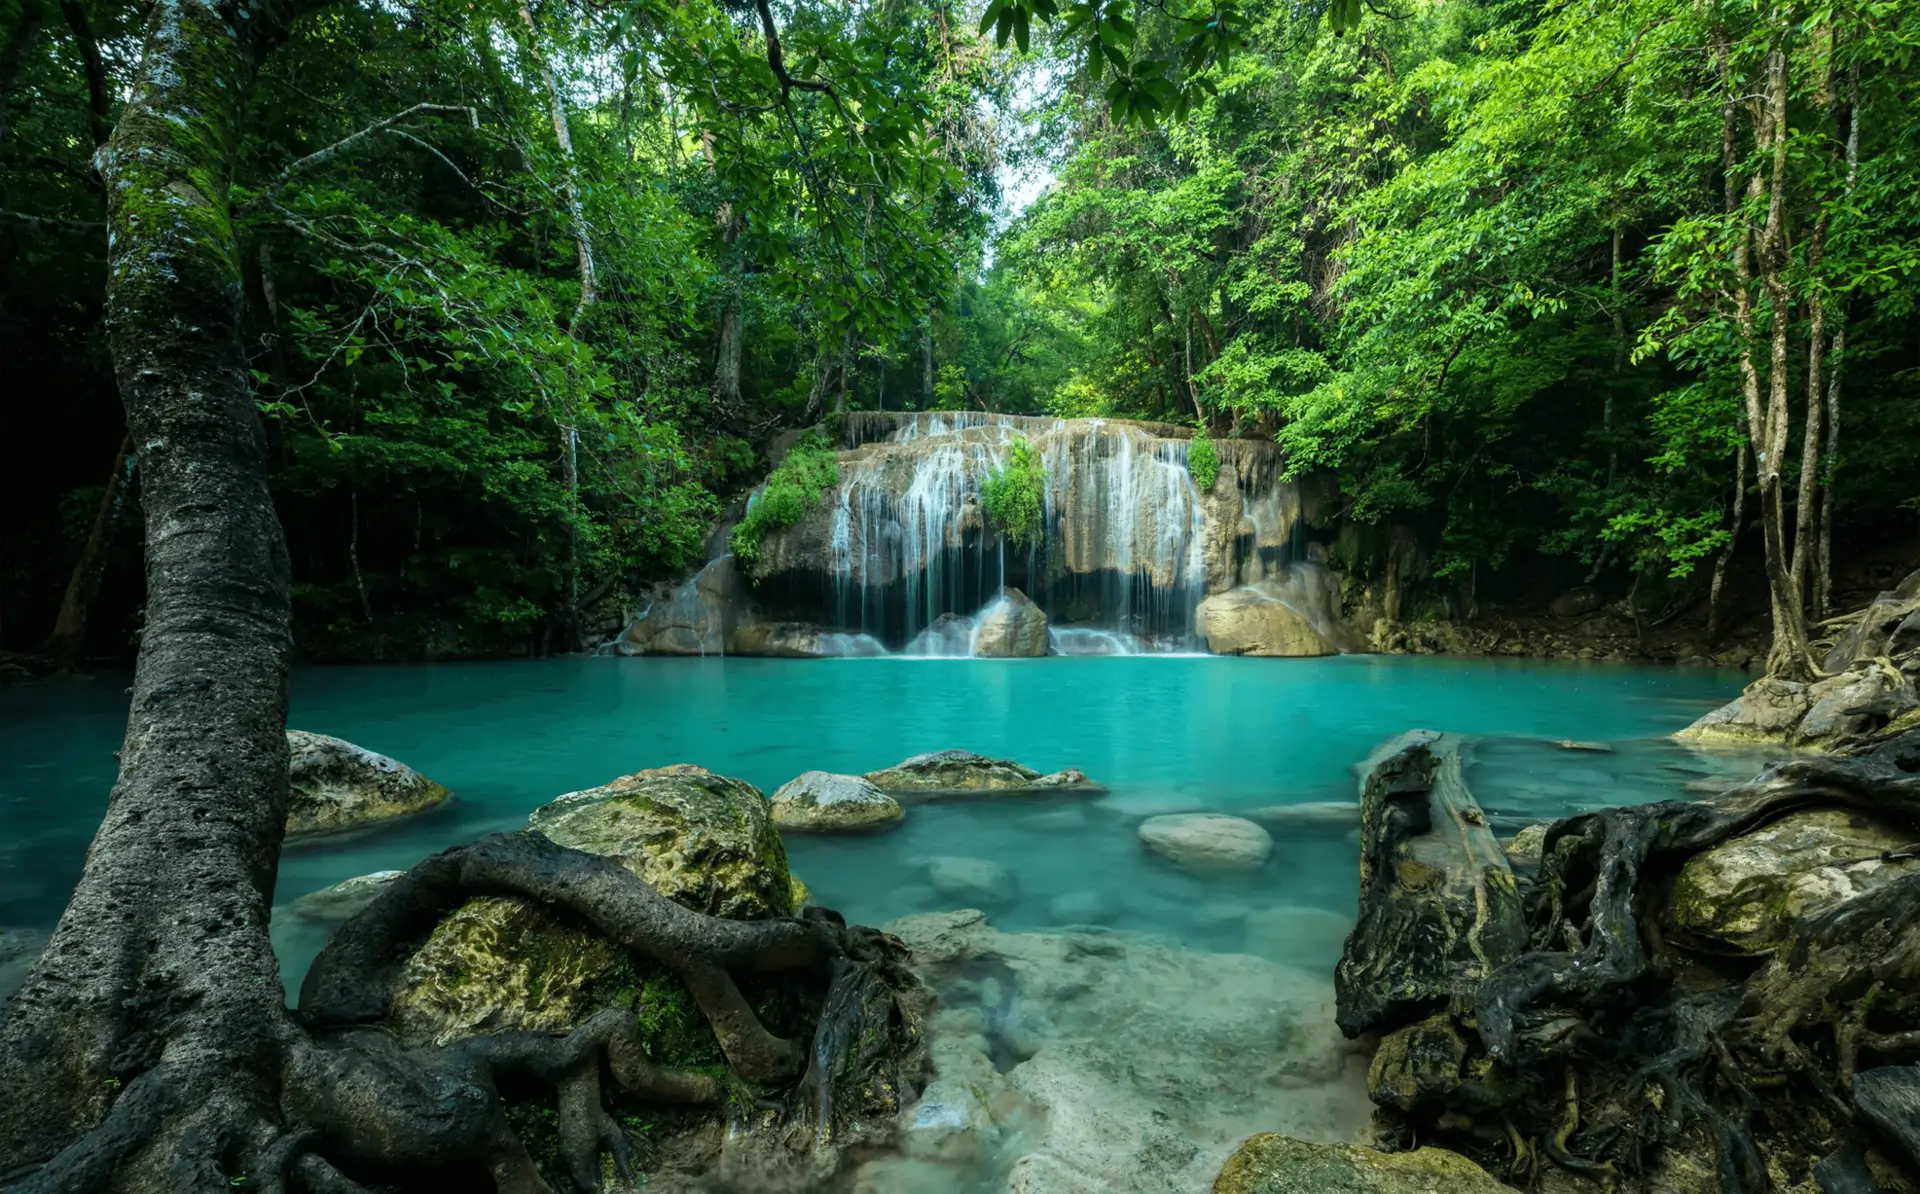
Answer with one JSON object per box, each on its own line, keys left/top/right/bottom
{"left": 0, "top": 0, "right": 299, "bottom": 1181}
{"left": 40, "top": 435, "right": 134, "bottom": 670}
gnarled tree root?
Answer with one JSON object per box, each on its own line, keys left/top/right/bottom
{"left": 7, "top": 833, "right": 927, "bottom": 1194}
{"left": 1346, "top": 730, "right": 1920, "bottom": 1193}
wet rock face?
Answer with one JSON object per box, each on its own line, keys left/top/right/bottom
{"left": 1197, "top": 582, "right": 1339, "bottom": 657}
{"left": 285, "top": 730, "right": 448, "bottom": 837}
{"left": 863, "top": 750, "right": 1104, "bottom": 798}
{"left": 1138, "top": 814, "right": 1275, "bottom": 873}
{"left": 769, "top": 771, "right": 904, "bottom": 833}
{"left": 971, "top": 588, "right": 1049, "bottom": 657}
{"left": 879, "top": 910, "right": 1370, "bottom": 1194}
{"left": 1213, "top": 1134, "right": 1513, "bottom": 1194}
{"left": 1668, "top": 808, "right": 1919, "bottom": 954}
{"left": 390, "top": 765, "right": 797, "bottom": 1048}
{"left": 619, "top": 555, "right": 740, "bottom": 656}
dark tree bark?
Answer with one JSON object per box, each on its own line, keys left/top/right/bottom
{"left": 0, "top": 0, "right": 303, "bottom": 1182}
{"left": 0, "top": 0, "right": 48, "bottom": 156}
{"left": 56, "top": 0, "right": 112, "bottom": 147}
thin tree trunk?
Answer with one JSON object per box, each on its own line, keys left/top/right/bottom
{"left": 1708, "top": 440, "right": 1749, "bottom": 646}
{"left": 57, "top": 0, "right": 113, "bottom": 147}
{"left": 0, "top": 0, "right": 47, "bottom": 156}
{"left": 349, "top": 487, "right": 372, "bottom": 622}
{"left": 710, "top": 210, "right": 744, "bottom": 416}
{"left": 1817, "top": 54, "right": 1860, "bottom": 619}
{"left": 1790, "top": 28, "right": 1836, "bottom": 603}
{"left": 834, "top": 329, "right": 853, "bottom": 415}
{"left": 921, "top": 317, "right": 933, "bottom": 410}
{"left": 41, "top": 436, "right": 134, "bottom": 669}
{"left": 0, "top": 0, "right": 300, "bottom": 1176}
{"left": 518, "top": 2, "right": 594, "bottom": 652}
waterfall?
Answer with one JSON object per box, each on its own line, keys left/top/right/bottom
{"left": 746, "top": 413, "right": 1310, "bottom": 652}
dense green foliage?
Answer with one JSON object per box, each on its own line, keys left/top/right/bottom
{"left": 1187, "top": 431, "right": 1218, "bottom": 492}
{"left": 5, "top": 0, "right": 1918, "bottom": 663}
{"left": 729, "top": 431, "right": 841, "bottom": 567}
{"left": 981, "top": 435, "right": 1048, "bottom": 548}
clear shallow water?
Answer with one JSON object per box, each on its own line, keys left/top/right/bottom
{"left": 0, "top": 654, "right": 1757, "bottom": 993}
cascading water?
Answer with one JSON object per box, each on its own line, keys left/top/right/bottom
{"left": 739, "top": 412, "right": 1322, "bottom": 654}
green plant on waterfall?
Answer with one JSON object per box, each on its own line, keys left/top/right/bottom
{"left": 1188, "top": 432, "right": 1219, "bottom": 492}
{"left": 730, "top": 431, "right": 842, "bottom": 568}
{"left": 981, "top": 436, "right": 1047, "bottom": 549}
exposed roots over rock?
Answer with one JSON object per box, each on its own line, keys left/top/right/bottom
{"left": 7, "top": 833, "right": 927, "bottom": 1194}
{"left": 1348, "top": 730, "right": 1920, "bottom": 1193}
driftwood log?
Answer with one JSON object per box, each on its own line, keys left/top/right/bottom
{"left": 1338, "top": 727, "right": 1920, "bottom": 1193}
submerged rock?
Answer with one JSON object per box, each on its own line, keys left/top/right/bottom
{"left": 1197, "top": 582, "right": 1339, "bottom": 657}
{"left": 290, "top": 870, "right": 404, "bottom": 923}
{"left": 925, "top": 856, "right": 1017, "bottom": 907}
{"left": 1244, "top": 801, "right": 1362, "bottom": 828}
{"left": 864, "top": 750, "right": 1104, "bottom": 798}
{"left": 1139, "top": 814, "right": 1274, "bottom": 872}
{"left": 972, "top": 588, "right": 1049, "bottom": 658}
{"left": 886, "top": 910, "right": 1368, "bottom": 1194}
{"left": 769, "top": 770, "right": 904, "bottom": 833}
{"left": 1213, "top": 1134, "right": 1512, "bottom": 1194}
{"left": 727, "top": 621, "right": 886, "bottom": 658}
{"left": 1668, "top": 808, "right": 1919, "bottom": 954}
{"left": 392, "top": 764, "right": 796, "bottom": 1046}
{"left": 285, "top": 730, "right": 448, "bottom": 837}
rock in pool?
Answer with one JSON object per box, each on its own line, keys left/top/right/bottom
{"left": 769, "top": 770, "right": 904, "bottom": 833}
{"left": 286, "top": 729, "right": 448, "bottom": 837}
{"left": 1196, "top": 582, "right": 1339, "bottom": 657}
{"left": 392, "top": 764, "right": 796, "bottom": 1045}
{"left": 865, "top": 749, "right": 1104, "bottom": 798}
{"left": 1214, "top": 1134, "right": 1513, "bottom": 1194}
{"left": 1139, "top": 814, "right": 1274, "bottom": 872}
{"left": 925, "top": 856, "right": 1017, "bottom": 907}
{"left": 971, "top": 588, "right": 1050, "bottom": 657}
{"left": 290, "top": 870, "right": 404, "bottom": 923}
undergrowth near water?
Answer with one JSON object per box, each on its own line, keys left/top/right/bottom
{"left": 1188, "top": 432, "right": 1219, "bottom": 491}
{"left": 731, "top": 431, "right": 841, "bottom": 567}
{"left": 981, "top": 436, "right": 1047, "bottom": 548}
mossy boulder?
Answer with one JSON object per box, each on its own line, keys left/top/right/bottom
{"left": 390, "top": 764, "right": 796, "bottom": 1049}
{"left": 526, "top": 764, "right": 793, "bottom": 920}
{"left": 770, "top": 771, "right": 904, "bottom": 833}
{"left": 1213, "top": 1134, "right": 1512, "bottom": 1194}
{"left": 864, "top": 750, "right": 1104, "bottom": 798}
{"left": 285, "top": 730, "right": 448, "bottom": 837}
{"left": 1667, "top": 808, "right": 1918, "bottom": 954}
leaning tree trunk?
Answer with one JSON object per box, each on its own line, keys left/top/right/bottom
{"left": 0, "top": 0, "right": 301, "bottom": 1182}
{"left": 41, "top": 435, "right": 133, "bottom": 670}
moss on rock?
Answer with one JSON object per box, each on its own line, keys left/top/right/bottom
{"left": 390, "top": 764, "right": 798, "bottom": 1050}
{"left": 1213, "top": 1134, "right": 1513, "bottom": 1194}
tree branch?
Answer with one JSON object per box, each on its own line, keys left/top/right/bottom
{"left": 751, "top": 0, "right": 854, "bottom": 125}
{"left": 255, "top": 103, "right": 479, "bottom": 199}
